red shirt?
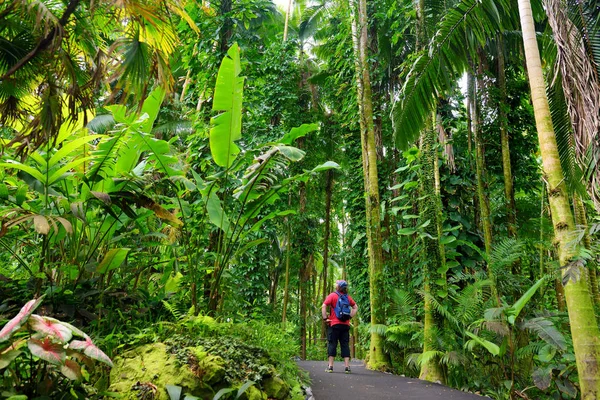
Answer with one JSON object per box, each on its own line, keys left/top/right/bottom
{"left": 323, "top": 292, "right": 356, "bottom": 326}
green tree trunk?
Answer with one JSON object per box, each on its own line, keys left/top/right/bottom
{"left": 474, "top": 53, "right": 500, "bottom": 303}
{"left": 497, "top": 35, "right": 517, "bottom": 239}
{"left": 518, "top": 0, "right": 600, "bottom": 396}
{"left": 321, "top": 169, "right": 334, "bottom": 340}
{"left": 418, "top": 125, "right": 446, "bottom": 383}
{"left": 349, "top": 0, "right": 389, "bottom": 370}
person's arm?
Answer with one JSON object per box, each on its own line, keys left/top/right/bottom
{"left": 322, "top": 303, "right": 330, "bottom": 321}
{"left": 350, "top": 303, "right": 358, "bottom": 318}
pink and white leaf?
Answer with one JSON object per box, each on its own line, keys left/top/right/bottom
{"left": 60, "top": 359, "right": 83, "bottom": 381}
{"left": 29, "top": 315, "right": 72, "bottom": 343}
{"left": 28, "top": 338, "right": 66, "bottom": 365}
{"left": 59, "top": 321, "right": 87, "bottom": 338}
{"left": 0, "top": 296, "right": 45, "bottom": 343}
{"left": 69, "top": 337, "right": 113, "bottom": 367}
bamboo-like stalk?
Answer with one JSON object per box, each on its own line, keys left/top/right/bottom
{"left": 518, "top": 0, "right": 600, "bottom": 396}
{"left": 497, "top": 35, "right": 517, "bottom": 239}
{"left": 349, "top": 0, "right": 389, "bottom": 370}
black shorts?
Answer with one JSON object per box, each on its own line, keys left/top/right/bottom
{"left": 327, "top": 324, "right": 351, "bottom": 358}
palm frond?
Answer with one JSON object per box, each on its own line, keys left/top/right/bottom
{"left": 546, "top": 68, "right": 588, "bottom": 197}
{"left": 489, "top": 237, "right": 524, "bottom": 273}
{"left": 521, "top": 317, "right": 567, "bottom": 351}
{"left": 392, "top": 0, "right": 508, "bottom": 149}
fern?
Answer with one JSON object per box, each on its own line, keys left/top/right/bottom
{"left": 162, "top": 300, "right": 184, "bottom": 322}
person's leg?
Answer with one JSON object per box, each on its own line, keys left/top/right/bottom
{"left": 339, "top": 325, "right": 351, "bottom": 371}
{"left": 327, "top": 326, "right": 338, "bottom": 370}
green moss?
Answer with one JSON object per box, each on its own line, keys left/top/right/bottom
{"left": 239, "top": 385, "right": 267, "bottom": 400}
{"left": 263, "top": 376, "right": 289, "bottom": 400}
{"left": 109, "top": 343, "right": 221, "bottom": 399}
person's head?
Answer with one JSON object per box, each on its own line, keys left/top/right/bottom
{"left": 336, "top": 280, "right": 348, "bottom": 294}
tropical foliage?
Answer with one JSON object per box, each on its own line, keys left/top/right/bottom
{"left": 1, "top": 0, "right": 600, "bottom": 398}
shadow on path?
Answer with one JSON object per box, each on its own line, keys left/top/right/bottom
{"left": 297, "top": 360, "right": 487, "bottom": 400}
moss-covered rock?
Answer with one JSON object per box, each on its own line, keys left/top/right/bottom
{"left": 263, "top": 376, "right": 290, "bottom": 400}
{"left": 109, "top": 343, "right": 223, "bottom": 399}
{"left": 239, "top": 385, "right": 268, "bottom": 400}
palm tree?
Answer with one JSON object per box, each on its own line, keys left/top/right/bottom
{"left": 0, "top": 0, "right": 192, "bottom": 155}
{"left": 516, "top": 0, "right": 600, "bottom": 396}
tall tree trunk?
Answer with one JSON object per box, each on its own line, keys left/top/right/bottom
{"left": 349, "top": 0, "right": 389, "bottom": 370}
{"left": 321, "top": 169, "right": 334, "bottom": 339}
{"left": 418, "top": 125, "right": 446, "bottom": 383}
{"left": 497, "top": 35, "right": 517, "bottom": 239}
{"left": 283, "top": 0, "right": 293, "bottom": 42}
{"left": 518, "top": 0, "right": 600, "bottom": 396}
{"left": 282, "top": 195, "right": 292, "bottom": 325}
{"left": 474, "top": 52, "right": 500, "bottom": 303}
{"left": 299, "top": 179, "right": 308, "bottom": 360}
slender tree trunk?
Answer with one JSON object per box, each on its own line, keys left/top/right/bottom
{"left": 282, "top": 202, "right": 292, "bottom": 325}
{"left": 299, "top": 180, "right": 308, "bottom": 360}
{"left": 321, "top": 170, "right": 333, "bottom": 339}
{"left": 418, "top": 125, "right": 446, "bottom": 383}
{"left": 466, "top": 72, "right": 474, "bottom": 155}
{"left": 474, "top": 52, "right": 500, "bottom": 303}
{"left": 497, "top": 35, "right": 517, "bottom": 239}
{"left": 283, "top": 0, "right": 293, "bottom": 42}
{"left": 518, "top": 0, "right": 600, "bottom": 396}
{"left": 349, "top": 0, "right": 389, "bottom": 370}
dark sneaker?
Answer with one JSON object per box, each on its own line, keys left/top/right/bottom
{"left": 326, "top": 366, "right": 333, "bottom": 373}
{"left": 345, "top": 367, "right": 351, "bottom": 374}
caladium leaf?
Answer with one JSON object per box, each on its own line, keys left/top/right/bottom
{"left": 60, "top": 359, "right": 83, "bottom": 381}
{"left": 69, "top": 337, "right": 113, "bottom": 367}
{"left": 59, "top": 321, "right": 87, "bottom": 338}
{"left": 28, "top": 338, "right": 66, "bottom": 365}
{"left": 0, "top": 349, "right": 21, "bottom": 369}
{"left": 0, "top": 295, "right": 45, "bottom": 343}
{"left": 29, "top": 315, "right": 73, "bottom": 343}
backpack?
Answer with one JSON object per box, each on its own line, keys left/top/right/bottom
{"left": 334, "top": 291, "right": 352, "bottom": 321}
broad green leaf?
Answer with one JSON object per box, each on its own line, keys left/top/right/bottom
{"left": 96, "top": 248, "right": 130, "bottom": 274}
{"left": 506, "top": 277, "right": 546, "bottom": 324}
{"left": 48, "top": 135, "right": 102, "bottom": 168}
{"left": 48, "top": 156, "right": 96, "bottom": 185}
{"left": 210, "top": 43, "right": 244, "bottom": 168}
{"left": 213, "top": 388, "right": 236, "bottom": 400}
{"left": 277, "top": 123, "right": 319, "bottom": 145}
{"left": 236, "top": 381, "right": 255, "bottom": 398}
{"left": 465, "top": 331, "right": 500, "bottom": 356}
{"left": 140, "top": 88, "right": 166, "bottom": 133}
{"left": 0, "top": 161, "right": 45, "bottom": 183}
{"left": 0, "top": 349, "right": 21, "bottom": 369}
{"left": 166, "top": 384, "right": 182, "bottom": 400}
{"left": 0, "top": 183, "right": 8, "bottom": 199}
{"left": 277, "top": 145, "right": 305, "bottom": 161}
{"left": 234, "top": 239, "right": 268, "bottom": 260}
{"left": 532, "top": 366, "right": 553, "bottom": 390}
{"left": 206, "top": 192, "right": 230, "bottom": 233}
{"left": 311, "top": 161, "right": 340, "bottom": 172}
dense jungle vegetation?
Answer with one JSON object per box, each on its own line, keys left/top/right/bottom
{"left": 1, "top": 0, "right": 600, "bottom": 398}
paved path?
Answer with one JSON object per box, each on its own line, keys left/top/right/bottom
{"left": 297, "top": 360, "right": 486, "bottom": 399}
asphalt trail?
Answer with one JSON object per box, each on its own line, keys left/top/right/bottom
{"left": 297, "top": 360, "right": 487, "bottom": 399}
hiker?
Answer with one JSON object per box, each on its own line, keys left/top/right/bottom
{"left": 322, "top": 279, "right": 358, "bottom": 373}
